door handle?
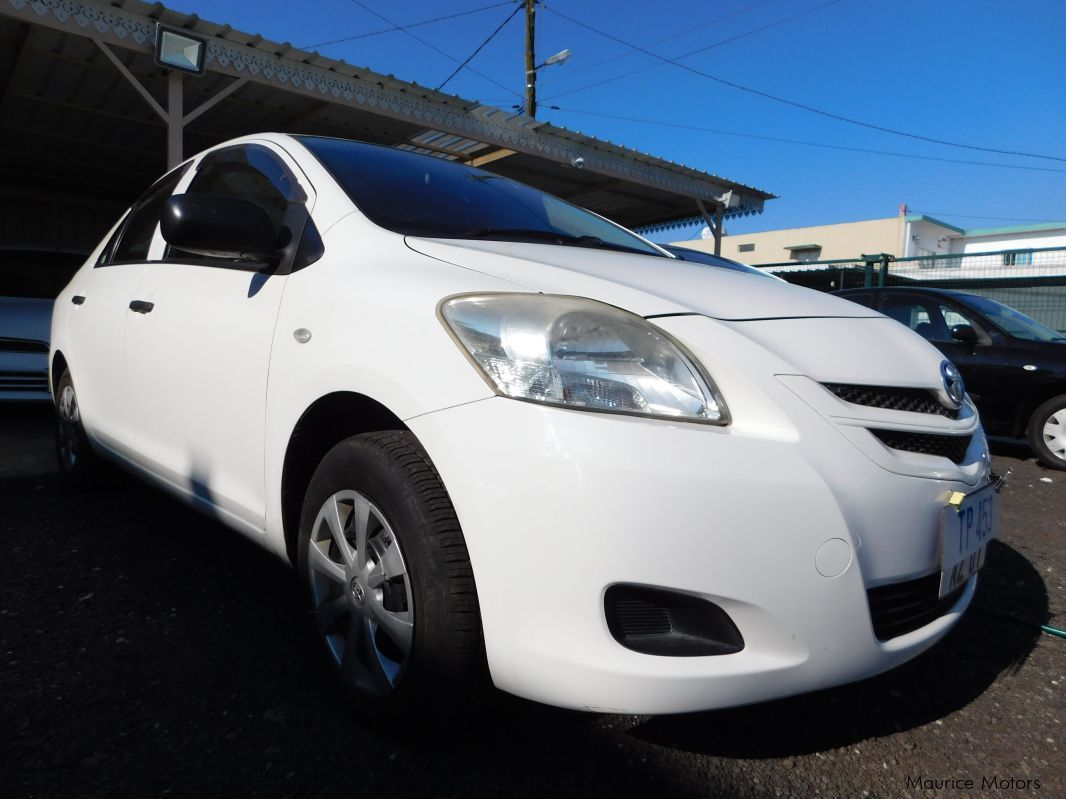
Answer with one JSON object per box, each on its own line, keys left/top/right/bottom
{"left": 129, "top": 300, "right": 154, "bottom": 314}
{"left": 71, "top": 295, "right": 85, "bottom": 305}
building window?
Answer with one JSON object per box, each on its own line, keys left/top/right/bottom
{"left": 738, "top": 243, "right": 755, "bottom": 253}
{"left": 787, "top": 244, "right": 822, "bottom": 263}
{"left": 1003, "top": 251, "right": 1033, "bottom": 266}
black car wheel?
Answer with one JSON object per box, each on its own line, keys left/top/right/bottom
{"left": 297, "top": 431, "right": 485, "bottom": 722}
{"left": 1027, "top": 394, "right": 1066, "bottom": 470}
{"left": 54, "top": 368, "right": 105, "bottom": 487}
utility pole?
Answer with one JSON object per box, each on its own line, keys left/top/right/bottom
{"left": 524, "top": 0, "right": 536, "bottom": 117}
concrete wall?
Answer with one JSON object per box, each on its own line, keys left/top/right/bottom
{"left": 957, "top": 229, "right": 1066, "bottom": 254}
{"left": 674, "top": 217, "right": 904, "bottom": 265}
{"left": 904, "top": 219, "right": 961, "bottom": 258}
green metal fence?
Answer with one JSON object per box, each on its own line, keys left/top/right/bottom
{"left": 762, "top": 246, "right": 1066, "bottom": 332}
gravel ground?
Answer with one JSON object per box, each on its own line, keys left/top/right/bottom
{"left": 1, "top": 406, "right": 1063, "bottom": 798}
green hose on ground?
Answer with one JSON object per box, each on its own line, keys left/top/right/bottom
{"left": 974, "top": 606, "right": 1066, "bottom": 638}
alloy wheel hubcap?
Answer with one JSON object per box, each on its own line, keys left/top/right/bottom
{"left": 57, "top": 385, "right": 80, "bottom": 469}
{"left": 306, "top": 490, "right": 414, "bottom": 696}
{"left": 1043, "top": 409, "right": 1066, "bottom": 460}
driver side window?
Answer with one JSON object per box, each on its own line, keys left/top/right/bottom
{"left": 881, "top": 297, "right": 942, "bottom": 341}
{"left": 102, "top": 165, "right": 189, "bottom": 266}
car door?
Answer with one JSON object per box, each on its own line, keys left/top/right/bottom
{"left": 877, "top": 291, "right": 1011, "bottom": 431}
{"left": 123, "top": 143, "right": 314, "bottom": 531}
{"left": 63, "top": 166, "right": 188, "bottom": 455}
{"left": 931, "top": 298, "right": 1031, "bottom": 435}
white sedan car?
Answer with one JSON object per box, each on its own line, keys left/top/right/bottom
{"left": 51, "top": 133, "right": 998, "bottom": 718}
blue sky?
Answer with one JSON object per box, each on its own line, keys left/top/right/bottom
{"left": 166, "top": 0, "right": 1066, "bottom": 239}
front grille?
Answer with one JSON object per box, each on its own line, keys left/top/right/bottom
{"left": 824, "top": 382, "right": 958, "bottom": 418}
{"left": 0, "top": 337, "right": 49, "bottom": 354}
{"left": 0, "top": 371, "right": 48, "bottom": 392}
{"left": 867, "top": 573, "right": 966, "bottom": 640}
{"left": 870, "top": 429, "right": 972, "bottom": 464}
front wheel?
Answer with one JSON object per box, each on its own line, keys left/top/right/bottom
{"left": 1027, "top": 394, "right": 1066, "bottom": 470}
{"left": 297, "top": 431, "right": 484, "bottom": 721}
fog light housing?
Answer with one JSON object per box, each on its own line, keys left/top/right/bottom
{"left": 604, "top": 584, "right": 744, "bottom": 656}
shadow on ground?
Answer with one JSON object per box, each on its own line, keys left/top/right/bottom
{"left": 0, "top": 405, "right": 1048, "bottom": 797}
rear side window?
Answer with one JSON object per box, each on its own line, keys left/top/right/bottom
{"left": 108, "top": 164, "right": 189, "bottom": 265}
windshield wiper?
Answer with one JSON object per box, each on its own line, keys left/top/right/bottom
{"left": 569, "top": 235, "right": 655, "bottom": 256}
{"left": 459, "top": 227, "right": 577, "bottom": 243}
{"left": 458, "top": 228, "right": 654, "bottom": 256}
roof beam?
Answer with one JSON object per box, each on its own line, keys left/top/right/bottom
{"left": 0, "top": 122, "right": 159, "bottom": 158}
{"left": 9, "top": 90, "right": 163, "bottom": 127}
{"left": 559, "top": 178, "right": 627, "bottom": 204}
{"left": 0, "top": 0, "right": 757, "bottom": 207}
{"left": 182, "top": 76, "right": 248, "bottom": 125}
{"left": 468, "top": 148, "right": 515, "bottom": 167}
{"left": 92, "top": 38, "right": 167, "bottom": 121}
{"left": 0, "top": 22, "right": 32, "bottom": 112}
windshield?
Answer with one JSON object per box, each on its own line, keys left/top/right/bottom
{"left": 298, "top": 136, "right": 663, "bottom": 256}
{"left": 964, "top": 294, "right": 1066, "bottom": 342}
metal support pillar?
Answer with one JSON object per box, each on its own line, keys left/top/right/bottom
{"left": 167, "top": 71, "right": 183, "bottom": 168}
{"left": 92, "top": 39, "right": 247, "bottom": 169}
{"left": 861, "top": 252, "right": 894, "bottom": 287}
{"left": 696, "top": 199, "right": 725, "bottom": 256}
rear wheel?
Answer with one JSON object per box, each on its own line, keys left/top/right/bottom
{"left": 54, "top": 368, "right": 104, "bottom": 486}
{"left": 297, "top": 431, "right": 484, "bottom": 721}
{"left": 1027, "top": 394, "right": 1066, "bottom": 470}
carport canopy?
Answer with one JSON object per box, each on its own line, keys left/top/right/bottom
{"left": 0, "top": 0, "right": 773, "bottom": 258}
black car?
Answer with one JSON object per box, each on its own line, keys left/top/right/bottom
{"left": 835, "top": 286, "right": 1066, "bottom": 468}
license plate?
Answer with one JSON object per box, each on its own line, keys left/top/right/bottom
{"left": 939, "top": 484, "right": 999, "bottom": 598}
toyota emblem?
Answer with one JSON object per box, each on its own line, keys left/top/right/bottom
{"left": 941, "top": 361, "right": 966, "bottom": 406}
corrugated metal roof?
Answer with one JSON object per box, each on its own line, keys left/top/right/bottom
{"left": 0, "top": 0, "right": 774, "bottom": 251}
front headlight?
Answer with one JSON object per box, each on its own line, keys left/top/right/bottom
{"left": 440, "top": 293, "right": 729, "bottom": 424}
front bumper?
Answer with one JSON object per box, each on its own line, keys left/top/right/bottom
{"left": 408, "top": 389, "right": 989, "bottom": 714}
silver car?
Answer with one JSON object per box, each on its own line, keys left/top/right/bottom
{"left": 1, "top": 250, "right": 82, "bottom": 401}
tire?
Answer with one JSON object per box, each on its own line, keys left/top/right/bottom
{"left": 297, "top": 431, "right": 484, "bottom": 722}
{"left": 1027, "top": 394, "right": 1066, "bottom": 470}
{"left": 54, "top": 368, "right": 104, "bottom": 487}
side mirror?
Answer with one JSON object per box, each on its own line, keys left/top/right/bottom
{"left": 950, "top": 324, "right": 979, "bottom": 345}
{"left": 161, "top": 194, "right": 281, "bottom": 261}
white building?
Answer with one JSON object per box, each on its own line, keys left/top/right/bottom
{"left": 676, "top": 207, "right": 1066, "bottom": 266}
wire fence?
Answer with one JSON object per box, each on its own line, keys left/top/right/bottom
{"left": 762, "top": 246, "right": 1066, "bottom": 332}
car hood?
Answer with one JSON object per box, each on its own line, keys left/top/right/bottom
{"left": 0, "top": 297, "right": 53, "bottom": 343}
{"left": 406, "top": 238, "right": 878, "bottom": 320}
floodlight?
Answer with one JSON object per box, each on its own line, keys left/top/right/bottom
{"left": 154, "top": 24, "right": 207, "bottom": 76}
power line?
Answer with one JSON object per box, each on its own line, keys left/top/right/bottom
{"left": 541, "top": 0, "right": 776, "bottom": 91}
{"left": 343, "top": 0, "right": 521, "bottom": 98}
{"left": 542, "top": 0, "right": 842, "bottom": 101}
{"left": 545, "top": 4, "right": 1066, "bottom": 164}
{"left": 437, "top": 4, "right": 523, "bottom": 91}
{"left": 304, "top": 2, "right": 512, "bottom": 49}
{"left": 543, "top": 0, "right": 776, "bottom": 88}
{"left": 550, "top": 106, "right": 1066, "bottom": 174}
